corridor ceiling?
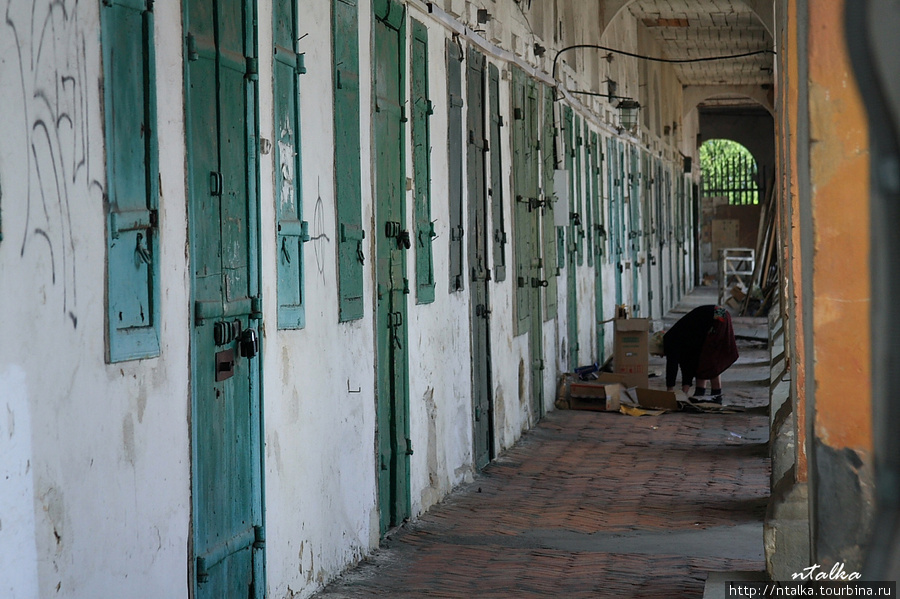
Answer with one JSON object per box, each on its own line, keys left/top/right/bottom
{"left": 624, "top": 0, "right": 774, "bottom": 90}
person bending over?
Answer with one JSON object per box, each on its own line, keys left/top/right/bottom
{"left": 650, "top": 305, "right": 739, "bottom": 403}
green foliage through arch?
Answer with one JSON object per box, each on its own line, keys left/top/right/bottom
{"left": 700, "top": 139, "right": 759, "bottom": 205}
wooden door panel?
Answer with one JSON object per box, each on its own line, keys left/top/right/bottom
{"left": 186, "top": 0, "right": 262, "bottom": 595}
{"left": 374, "top": 5, "right": 409, "bottom": 534}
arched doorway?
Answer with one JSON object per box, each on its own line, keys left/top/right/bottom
{"left": 697, "top": 138, "right": 770, "bottom": 309}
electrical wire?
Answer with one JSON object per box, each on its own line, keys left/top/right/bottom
{"left": 512, "top": 0, "right": 536, "bottom": 42}
{"left": 552, "top": 43, "right": 776, "bottom": 81}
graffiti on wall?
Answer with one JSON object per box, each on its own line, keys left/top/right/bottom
{"left": 4, "top": 0, "right": 106, "bottom": 328}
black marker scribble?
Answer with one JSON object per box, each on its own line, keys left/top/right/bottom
{"left": 5, "top": 0, "right": 106, "bottom": 328}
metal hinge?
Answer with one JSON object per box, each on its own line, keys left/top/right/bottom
{"left": 186, "top": 33, "right": 198, "bottom": 61}
{"left": 295, "top": 53, "right": 307, "bottom": 75}
{"left": 209, "top": 171, "right": 223, "bottom": 196}
{"left": 245, "top": 57, "right": 259, "bottom": 81}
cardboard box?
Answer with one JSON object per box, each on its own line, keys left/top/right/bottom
{"left": 614, "top": 318, "right": 650, "bottom": 388}
{"left": 635, "top": 388, "right": 678, "bottom": 410}
{"left": 595, "top": 372, "right": 629, "bottom": 385}
{"left": 568, "top": 381, "right": 622, "bottom": 412}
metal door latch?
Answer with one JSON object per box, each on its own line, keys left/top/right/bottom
{"left": 214, "top": 319, "right": 242, "bottom": 346}
{"left": 239, "top": 329, "right": 259, "bottom": 359}
{"left": 215, "top": 348, "right": 235, "bottom": 382}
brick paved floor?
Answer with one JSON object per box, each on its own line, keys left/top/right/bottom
{"left": 315, "top": 297, "right": 770, "bottom": 598}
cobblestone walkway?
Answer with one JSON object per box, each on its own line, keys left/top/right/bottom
{"left": 315, "top": 298, "right": 770, "bottom": 598}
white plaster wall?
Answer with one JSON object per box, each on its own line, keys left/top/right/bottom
{"left": 406, "top": 13, "right": 476, "bottom": 515}
{"left": 259, "top": 0, "right": 381, "bottom": 595}
{"left": 0, "top": 1, "right": 191, "bottom": 597}
{"left": 0, "top": 2, "right": 698, "bottom": 598}
{"left": 575, "top": 137, "right": 596, "bottom": 369}
{"left": 484, "top": 59, "right": 533, "bottom": 451}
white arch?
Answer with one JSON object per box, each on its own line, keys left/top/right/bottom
{"left": 682, "top": 85, "right": 775, "bottom": 118}
{"left": 601, "top": 0, "right": 773, "bottom": 42}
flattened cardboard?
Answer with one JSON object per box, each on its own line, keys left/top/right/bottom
{"left": 614, "top": 318, "right": 650, "bottom": 388}
{"left": 636, "top": 388, "right": 678, "bottom": 410}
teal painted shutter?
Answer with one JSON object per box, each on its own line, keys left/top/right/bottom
{"left": 564, "top": 106, "right": 575, "bottom": 260}
{"left": 511, "top": 67, "right": 529, "bottom": 336}
{"left": 591, "top": 132, "right": 604, "bottom": 262}
{"left": 102, "top": 0, "right": 160, "bottom": 362}
{"left": 556, "top": 120, "right": 567, "bottom": 274}
{"left": 411, "top": 19, "right": 435, "bottom": 304}
{"left": 607, "top": 136, "right": 616, "bottom": 260}
{"left": 447, "top": 39, "right": 465, "bottom": 292}
{"left": 541, "top": 84, "right": 557, "bottom": 320}
{"left": 630, "top": 145, "right": 641, "bottom": 254}
{"left": 488, "top": 63, "right": 507, "bottom": 282}
{"left": 585, "top": 122, "right": 594, "bottom": 268}
{"left": 334, "top": 0, "right": 365, "bottom": 321}
{"left": 574, "top": 115, "right": 584, "bottom": 266}
{"left": 274, "top": 0, "right": 307, "bottom": 329}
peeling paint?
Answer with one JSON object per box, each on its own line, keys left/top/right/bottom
{"left": 270, "top": 429, "right": 283, "bottom": 476}
{"left": 122, "top": 415, "right": 135, "bottom": 465}
{"left": 423, "top": 387, "right": 439, "bottom": 501}
{"left": 136, "top": 385, "right": 147, "bottom": 424}
{"left": 518, "top": 359, "right": 526, "bottom": 408}
{"left": 814, "top": 443, "right": 874, "bottom": 570}
{"left": 494, "top": 384, "right": 505, "bottom": 447}
{"left": 39, "top": 486, "right": 66, "bottom": 554}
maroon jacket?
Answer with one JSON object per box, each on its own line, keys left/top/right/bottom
{"left": 663, "top": 305, "right": 739, "bottom": 388}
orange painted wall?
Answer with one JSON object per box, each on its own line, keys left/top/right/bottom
{"left": 807, "top": 0, "right": 872, "bottom": 453}
{"left": 783, "top": 0, "right": 809, "bottom": 482}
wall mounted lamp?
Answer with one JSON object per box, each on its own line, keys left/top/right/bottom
{"left": 616, "top": 99, "right": 641, "bottom": 132}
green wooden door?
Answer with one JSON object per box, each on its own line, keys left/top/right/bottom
{"left": 467, "top": 49, "right": 493, "bottom": 469}
{"left": 525, "top": 80, "right": 544, "bottom": 420}
{"left": 185, "top": 0, "right": 264, "bottom": 596}
{"left": 609, "top": 139, "right": 624, "bottom": 306}
{"left": 562, "top": 106, "right": 578, "bottom": 369}
{"left": 641, "top": 151, "right": 653, "bottom": 318}
{"left": 374, "top": 0, "right": 410, "bottom": 535}
{"left": 589, "top": 131, "right": 605, "bottom": 364}
{"left": 511, "top": 68, "right": 544, "bottom": 419}
{"left": 655, "top": 158, "right": 666, "bottom": 313}
{"left": 584, "top": 122, "right": 594, "bottom": 270}
{"left": 629, "top": 145, "right": 641, "bottom": 316}
{"left": 665, "top": 168, "right": 675, "bottom": 309}
{"left": 574, "top": 117, "right": 585, "bottom": 269}
{"left": 540, "top": 84, "right": 558, "bottom": 322}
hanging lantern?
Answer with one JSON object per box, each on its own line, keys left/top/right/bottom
{"left": 616, "top": 99, "right": 641, "bottom": 132}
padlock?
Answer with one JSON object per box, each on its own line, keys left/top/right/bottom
{"left": 239, "top": 328, "right": 259, "bottom": 359}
